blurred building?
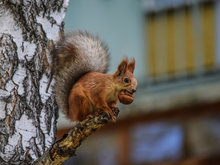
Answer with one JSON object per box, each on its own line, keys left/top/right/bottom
{"left": 58, "top": 0, "right": 220, "bottom": 164}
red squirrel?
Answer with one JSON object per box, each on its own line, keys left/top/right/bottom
{"left": 51, "top": 30, "right": 137, "bottom": 122}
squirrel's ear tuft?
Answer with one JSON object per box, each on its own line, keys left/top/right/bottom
{"left": 116, "top": 57, "right": 128, "bottom": 76}
{"left": 128, "top": 58, "right": 135, "bottom": 74}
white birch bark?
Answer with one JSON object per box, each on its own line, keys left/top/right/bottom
{"left": 0, "top": 0, "right": 69, "bottom": 164}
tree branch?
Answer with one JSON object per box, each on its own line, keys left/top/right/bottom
{"left": 33, "top": 109, "right": 119, "bottom": 165}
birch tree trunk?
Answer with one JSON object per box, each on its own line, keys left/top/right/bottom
{"left": 0, "top": 0, "right": 69, "bottom": 164}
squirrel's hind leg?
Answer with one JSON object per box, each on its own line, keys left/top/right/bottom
{"left": 69, "top": 89, "right": 91, "bottom": 122}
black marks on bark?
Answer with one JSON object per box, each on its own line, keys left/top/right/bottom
{"left": 44, "top": 97, "right": 53, "bottom": 134}
{"left": 0, "top": 119, "right": 9, "bottom": 135}
{"left": 0, "top": 34, "right": 18, "bottom": 90}
{"left": 0, "top": 133, "right": 8, "bottom": 153}
{"left": 30, "top": 137, "right": 42, "bottom": 158}
{"left": 9, "top": 134, "right": 25, "bottom": 163}
{"left": 36, "top": 126, "right": 46, "bottom": 154}
{"left": 13, "top": 96, "right": 22, "bottom": 120}
{"left": 46, "top": 15, "right": 57, "bottom": 27}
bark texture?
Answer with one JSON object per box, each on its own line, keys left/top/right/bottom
{"left": 0, "top": 0, "right": 68, "bottom": 164}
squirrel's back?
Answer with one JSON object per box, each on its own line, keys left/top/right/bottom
{"left": 51, "top": 30, "right": 110, "bottom": 116}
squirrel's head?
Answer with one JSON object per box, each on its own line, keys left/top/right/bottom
{"left": 113, "top": 57, "right": 138, "bottom": 94}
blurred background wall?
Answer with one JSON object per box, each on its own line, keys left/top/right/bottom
{"left": 63, "top": 0, "right": 146, "bottom": 81}
{"left": 58, "top": 0, "right": 220, "bottom": 164}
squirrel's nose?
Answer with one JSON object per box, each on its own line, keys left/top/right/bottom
{"left": 132, "top": 88, "right": 137, "bottom": 93}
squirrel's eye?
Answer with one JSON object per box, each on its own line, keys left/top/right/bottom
{"left": 124, "top": 78, "right": 129, "bottom": 83}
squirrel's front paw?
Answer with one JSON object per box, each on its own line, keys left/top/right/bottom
{"left": 111, "top": 107, "right": 120, "bottom": 117}
{"left": 104, "top": 110, "right": 116, "bottom": 122}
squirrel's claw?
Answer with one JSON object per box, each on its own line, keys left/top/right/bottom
{"left": 104, "top": 110, "right": 116, "bottom": 123}
{"left": 111, "top": 107, "right": 120, "bottom": 117}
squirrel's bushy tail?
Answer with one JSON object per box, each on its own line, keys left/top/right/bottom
{"left": 51, "top": 30, "right": 110, "bottom": 116}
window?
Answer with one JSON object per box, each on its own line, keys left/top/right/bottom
{"left": 146, "top": 1, "right": 217, "bottom": 80}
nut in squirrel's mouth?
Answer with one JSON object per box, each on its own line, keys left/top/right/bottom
{"left": 123, "top": 89, "right": 133, "bottom": 94}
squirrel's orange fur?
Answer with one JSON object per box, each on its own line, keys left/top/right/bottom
{"left": 51, "top": 30, "right": 137, "bottom": 122}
